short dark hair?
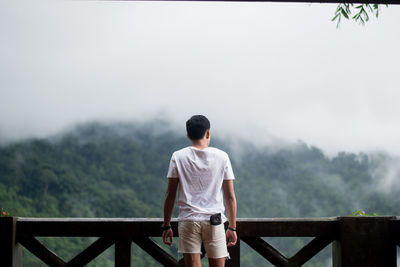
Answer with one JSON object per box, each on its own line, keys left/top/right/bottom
{"left": 186, "top": 115, "right": 210, "bottom": 140}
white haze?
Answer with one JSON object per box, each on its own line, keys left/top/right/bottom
{"left": 370, "top": 154, "right": 400, "bottom": 193}
{"left": 1, "top": 0, "right": 400, "bottom": 159}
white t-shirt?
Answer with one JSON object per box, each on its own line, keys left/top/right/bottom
{"left": 167, "top": 146, "right": 235, "bottom": 221}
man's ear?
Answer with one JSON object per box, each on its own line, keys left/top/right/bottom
{"left": 205, "top": 130, "right": 210, "bottom": 139}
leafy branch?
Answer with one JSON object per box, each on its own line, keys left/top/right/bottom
{"left": 350, "top": 209, "right": 378, "bottom": 216}
{"left": 332, "top": 3, "right": 387, "bottom": 27}
{"left": 1, "top": 208, "right": 12, "bottom": 217}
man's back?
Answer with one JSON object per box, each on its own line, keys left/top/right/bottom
{"left": 167, "top": 146, "right": 235, "bottom": 221}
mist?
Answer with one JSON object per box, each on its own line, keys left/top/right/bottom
{"left": 1, "top": 0, "right": 400, "bottom": 156}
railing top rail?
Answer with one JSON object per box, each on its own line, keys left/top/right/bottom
{"left": 13, "top": 216, "right": 400, "bottom": 238}
{"left": 17, "top": 217, "right": 167, "bottom": 222}
{"left": 17, "top": 216, "right": 398, "bottom": 222}
{"left": 15, "top": 217, "right": 344, "bottom": 238}
{"left": 17, "top": 217, "right": 339, "bottom": 222}
{"left": 238, "top": 217, "right": 339, "bottom": 222}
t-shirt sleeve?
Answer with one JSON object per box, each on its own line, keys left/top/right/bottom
{"left": 166, "top": 153, "right": 179, "bottom": 178}
{"left": 223, "top": 155, "right": 235, "bottom": 180}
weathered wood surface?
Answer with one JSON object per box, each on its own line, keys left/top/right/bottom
{"left": 18, "top": 236, "right": 66, "bottom": 267}
{"left": 3, "top": 216, "right": 400, "bottom": 267}
{"left": 242, "top": 237, "right": 289, "bottom": 266}
{"left": 133, "top": 237, "right": 181, "bottom": 267}
{"left": 333, "top": 216, "right": 397, "bottom": 267}
{"left": 67, "top": 237, "right": 114, "bottom": 266}
{"left": 17, "top": 218, "right": 173, "bottom": 237}
{"left": 16, "top": 217, "right": 339, "bottom": 237}
{"left": 237, "top": 217, "right": 338, "bottom": 237}
{"left": 290, "top": 236, "right": 334, "bottom": 266}
{"left": 390, "top": 216, "right": 400, "bottom": 245}
{"left": 115, "top": 239, "right": 132, "bottom": 267}
{"left": 226, "top": 238, "right": 240, "bottom": 267}
{"left": 0, "top": 217, "right": 21, "bottom": 267}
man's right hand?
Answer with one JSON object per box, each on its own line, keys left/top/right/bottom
{"left": 162, "top": 229, "right": 173, "bottom": 246}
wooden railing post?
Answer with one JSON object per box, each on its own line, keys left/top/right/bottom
{"left": 226, "top": 238, "right": 240, "bottom": 267}
{"left": 332, "top": 217, "right": 397, "bottom": 267}
{"left": 115, "top": 239, "right": 132, "bottom": 267}
{"left": 0, "top": 217, "right": 21, "bottom": 267}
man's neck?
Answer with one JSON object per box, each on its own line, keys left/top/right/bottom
{"left": 191, "top": 142, "right": 208, "bottom": 150}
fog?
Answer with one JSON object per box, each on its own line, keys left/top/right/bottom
{"left": 1, "top": 0, "right": 400, "bottom": 156}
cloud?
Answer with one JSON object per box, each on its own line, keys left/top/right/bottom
{"left": 1, "top": 0, "right": 400, "bottom": 155}
{"left": 370, "top": 154, "right": 400, "bottom": 193}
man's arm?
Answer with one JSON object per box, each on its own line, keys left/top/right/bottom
{"left": 162, "top": 178, "right": 179, "bottom": 246}
{"left": 223, "top": 179, "right": 237, "bottom": 247}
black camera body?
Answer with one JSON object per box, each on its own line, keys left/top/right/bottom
{"left": 210, "top": 213, "right": 222, "bottom": 225}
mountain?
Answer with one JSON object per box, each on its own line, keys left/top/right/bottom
{"left": 1, "top": 120, "right": 399, "bottom": 266}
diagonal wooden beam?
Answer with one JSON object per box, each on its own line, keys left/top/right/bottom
{"left": 241, "top": 237, "right": 289, "bottom": 267}
{"left": 67, "top": 237, "right": 115, "bottom": 266}
{"left": 289, "top": 236, "right": 334, "bottom": 266}
{"left": 133, "top": 237, "right": 181, "bottom": 267}
{"left": 19, "top": 236, "right": 67, "bottom": 267}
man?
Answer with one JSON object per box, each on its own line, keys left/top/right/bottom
{"left": 162, "top": 115, "right": 237, "bottom": 267}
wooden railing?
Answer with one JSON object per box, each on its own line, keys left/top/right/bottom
{"left": 1, "top": 216, "right": 400, "bottom": 266}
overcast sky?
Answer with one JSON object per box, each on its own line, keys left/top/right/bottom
{"left": 1, "top": 0, "right": 399, "bottom": 155}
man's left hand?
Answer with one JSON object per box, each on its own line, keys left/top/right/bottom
{"left": 226, "top": 229, "right": 237, "bottom": 247}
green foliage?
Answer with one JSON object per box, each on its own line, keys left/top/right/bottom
{"left": 1, "top": 207, "right": 12, "bottom": 216}
{"left": 350, "top": 210, "right": 378, "bottom": 216}
{"left": 0, "top": 121, "right": 399, "bottom": 266}
{"left": 332, "top": 4, "right": 387, "bottom": 27}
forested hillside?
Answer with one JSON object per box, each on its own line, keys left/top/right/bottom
{"left": 1, "top": 121, "right": 399, "bottom": 266}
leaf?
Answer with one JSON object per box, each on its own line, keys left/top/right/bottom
{"left": 365, "top": 11, "right": 370, "bottom": 22}
{"left": 359, "top": 17, "right": 365, "bottom": 25}
{"left": 336, "top": 16, "right": 342, "bottom": 28}
{"left": 332, "top": 13, "right": 340, "bottom": 22}
{"left": 341, "top": 9, "right": 350, "bottom": 19}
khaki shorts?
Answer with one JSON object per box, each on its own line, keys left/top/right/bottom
{"left": 178, "top": 221, "right": 229, "bottom": 259}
